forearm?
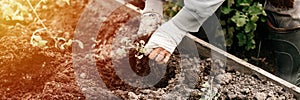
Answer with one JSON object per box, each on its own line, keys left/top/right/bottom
{"left": 171, "top": 0, "right": 224, "bottom": 32}
{"left": 143, "top": 0, "right": 225, "bottom": 63}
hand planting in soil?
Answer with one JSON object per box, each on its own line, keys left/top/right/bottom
{"left": 77, "top": 1, "right": 296, "bottom": 99}
{"left": 0, "top": 0, "right": 297, "bottom": 99}
{"left": 92, "top": 8, "right": 296, "bottom": 99}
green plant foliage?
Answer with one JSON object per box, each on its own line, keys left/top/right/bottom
{"left": 117, "top": 37, "right": 148, "bottom": 59}
{"left": 221, "top": 0, "right": 266, "bottom": 51}
{"left": 163, "top": 0, "right": 183, "bottom": 20}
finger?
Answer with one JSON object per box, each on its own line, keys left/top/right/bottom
{"left": 148, "top": 48, "right": 163, "bottom": 59}
{"left": 155, "top": 52, "right": 164, "bottom": 62}
{"left": 162, "top": 52, "right": 171, "bottom": 63}
{"left": 155, "top": 50, "right": 168, "bottom": 62}
{"left": 156, "top": 50, "right": 169, "bottom": 64}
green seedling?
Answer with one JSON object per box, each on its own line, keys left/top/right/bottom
{"left": 116, "top": 37, "right": 149, "bottom": 59}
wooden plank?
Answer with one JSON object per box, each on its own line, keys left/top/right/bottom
{"left": 186, "top": 34, "right": 300, "bottom": 98}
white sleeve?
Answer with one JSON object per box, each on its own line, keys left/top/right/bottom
{"left": 144, "top": 0, "right": 224, "bottom": 53}
{"left": 171, "top": 0, "right": 225, "bottom": 32}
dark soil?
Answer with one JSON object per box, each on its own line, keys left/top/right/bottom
{"left": 0, "top": 0, "right": 296, "bottom": 99}
{"left": 0, "top": 0, "right": 86, "bottom": 99}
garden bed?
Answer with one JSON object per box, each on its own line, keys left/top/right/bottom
{"left": 0, "top": 0, "right": 298, "bottom": 99}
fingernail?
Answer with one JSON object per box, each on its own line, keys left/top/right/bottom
{"left": 155, "top": 54, "right": 164, "bottom": 62}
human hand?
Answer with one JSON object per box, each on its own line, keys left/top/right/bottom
{"left": 144, "top": 21, "right": 187, "bottom": 64}
{"left": 148, "top": 47, "right": 171, "bottom": 64}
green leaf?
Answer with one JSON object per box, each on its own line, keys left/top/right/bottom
{"left": 247, "top": 32, "right": 255, "bottom": 39}
{"left": 236, "top": 18, "right": 247, "bottom": 27}
{"left": 245, "top": 39, "right": 256, "bottom": 50}
{"left": 250, "top": 14, "right": 259, "bottom": 22}
{"left": 228, "top": 27, "right": 235, "bottom": 34}
{"left": 226, "top": 39, "right": 233, "bottom": 46}
{"left": 221, "top": 7, "right": 231, "bottom": 14}
{"left": 248, "top": 3, "right": 264, "bottom": 15}
{"left": 251, "top": 39, "right": 256, "bottom": 44}
{"left": 220, "top": 0, "right": 264, "bottom": 51}
{"left": 236, "top": 0, "right": 252, "bottom": 6}
{"left": 260, "top": 17, "right": 266, "bottom": 22}
{"left": 236, "top": 32, "right": 247, "bottom": 46}
{"left": 231, "top": 12, "right": 247, "bottom": 27}
{"left": 242, "top": 7, "right": 249, "bottom": 12}
{"left": 262, "top": 10, "right": 267, "bottom": 16}
{"left": 245, "top": 22, "right": 256, "bottom": 33}
{"left": 227, "top": 0, "right": 235, "bottom": 7}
